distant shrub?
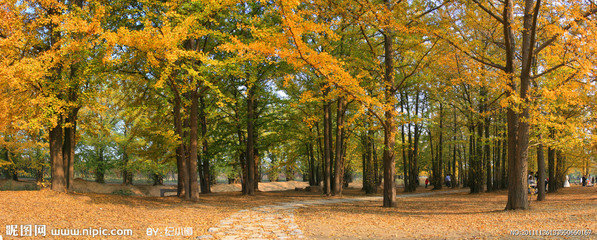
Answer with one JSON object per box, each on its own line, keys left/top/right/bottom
{"left": 0, "top": 181, "right": 39, "bottom": 191}
{"left": 112, "top": 189, "right": 134, "bottom": 196}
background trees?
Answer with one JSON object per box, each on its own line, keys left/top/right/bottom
{"left": 0, "top": 0, "right": 595, "bottom": 210}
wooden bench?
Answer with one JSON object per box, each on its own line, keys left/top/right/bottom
{"left": 160, "top": 188, "right": 178, "bottom": 197}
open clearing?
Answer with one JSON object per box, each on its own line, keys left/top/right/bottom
{"left": 296, "top": 186, "right": 597, "bottom": 239}
{"left": 0, "top": 188, "right": 324, "bottom": 239}
{"left": 1, "top": 186, "right": 594, "bottom": 239}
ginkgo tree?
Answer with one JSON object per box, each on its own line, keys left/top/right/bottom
{"left": 0, "top": 0, "right": 595, "bottom": 215}
{"left": 442, "top": 0, "right": 597, "bottom": 210}
{"left": 0, "top": 0, "right": 108, "bottom": 191}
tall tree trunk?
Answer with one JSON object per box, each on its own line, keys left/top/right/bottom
{"left": 430, "top": 128, "right": 438, "bottom": 189}
{"left": 254, "top": 144, "right": 260, "bottom": 191}
{"left": 493, "top": 127, "right": 501, "bottom": 190}
{"left": 122, "top": 149, "right": 133, "bottom": 185}
{"left": 470, "top": 119, "right": 484, "bottom": 193}
{"left": 245, "top": 84, "right": 256, "bottom": 195}
{"left": 451, "top": 107, "right": 459, "bottom": 187}
{"left": 438, "top": 118, "right": 444, "bottom": 189}
{"left": 95, "top": 147, "right": 105, "bottom": 184}
{"left": 536, "top": 139, "right": 546, "bottom": 201}
{"left": 410, "top": 94, "right": 422, "bottom": 192}
{"left": 187, "top": 88, "right": 200, "bottom": 201}
{"left": 500, "top": 133, "right": 507, "bottom": 189}
{"left": 484, "top": 113, "right": 491, "bottom": 192}
{"left": 253, "top": 93, "right": 261, "bottom": 191}
{"left": 458, "top": 146, "right": 464, "bottom": 187}
{"left": 47, "top": 3, "right": 65, "bottom": 192}
{"left": 452, "top": 144, "right": 458, "bottom": 187}
{"left": 556, "top": 150, "right": 564, "bottom": 189}
{"left": 547, "top": 144, "right": 556, "bottom": 192}
{"left": 372, "top": 137, "right": 381, "bottom": 187}
{"left": 506, "top": 0, "right": 540, "bottom": 210}
{"left": 121, "top": 122, "right": 133, "bottom": 186}
{"left": 380, "top": 0, "right": 397, "bottom": 207}
{"left": 322, "top": 95, "right": 332, "bottom": 196}
{"left": 199, "top": 94, "right": 211, "bottom": 194}
{"left": 50, "top": 119, "right": 66, "bottom": 191}
{"left": 361, "top": 132, "right": 375, "bottom": 194}
{"left": 468, "top": 124, "right": 477, "bottom": 192}
{"left": 332, "top": 98, "right": 345, "bottom": 195}
{"left": 62, "top": 109, "right": 77, "bottom": 190}
{"left": 400, "top": 93, "right": 409, "bottom": 189}
{"left": 405, "top": 92, "right": 418, "bottom": 193}
{"left": 4, "top": 149, "right": 18, "bottom": 181}
{"left": 239, "top": 147, "right": 247, "bottom": 194}
{"left": 308, "top": 142, "right": 317, "bottom": 186}
{"left": 499, "top": 0, "right": 522, "bottom": 209}
{"left": 36, "top": 148, "right": 44, "bottom": 182}
{"left": 342, "top": 140, "right": 350, "bottom": 187}
{"left": 316, "top": 123, "right": 324, "bottom": 186}
{"left": 433, "top": 103, "right": 444, "bottom": 190}
{"left": 172, "top": 85, "right": 187, "bottom": 197}
{"left": 408, "top": 122, "right": 420, "bottom": 192}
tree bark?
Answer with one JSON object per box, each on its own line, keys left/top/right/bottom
{"left": 95, "top": 147, "right": 105, "bottom": 184}
{"left": 332, "top": 97, "right": 345, "bottom": 195}
{"left": 187, "top": 88, "right": 200, "bottom": 201}
{"left": 254, "top": 144, "right": 260, "bottom": 191}
{"left": 382, "top": 11, "right": 396, "bottom": 206}
{"left": 556, "top": 150, "right": 564, "bottom": 189}
{"left": 404, "top": 92, "right": 419, "bottom": 193}
{"left": 547, "top": 141, "right": 556, "bottom": 192}
{"left": 501, "top": 133, "right": 507, "bottom": 189}
{"left": 493, "top": 127, "right": 501, "bottom": 191}
{"left": 307, "top": 142, "right": 317, "bottom": 186}
{"left": 62, "top": 108, "right": 78, "bottom": 190}
{"left": 199, "top": 94, "right": 211, "bottom": 193}
{"left": 361, "top": 131, "right": 375, "bottom": 194}
{"left": 484, "top": 106, "right": 491, "bottom": 192}
{"left": 172, "top": 85, "right": 187, "bottom": 197}
{"left": 433, "top": 103, "right": 444, "bottom": 190}
{"left": 316, "top": 123, "right": 324, "bottom": 186}
{"left": 245, "top": 83, "right": 256, "bottom": 195}
{"left": 400, "top": 93, "right": 409, "bottom": 189}
{"left": 4, "top": 149, "right": 18, "bottom": 181}
{"left": 470, "top": 120, "right": 483, "bottom": 193}
{"left": 537, "top": 140, "right": 546, "bottom": 201}
{"left": 122, "top": 149, "right": 133, "bottom": 185}
{"left": 122, "top": 122, "right": 133, "bottom": 185}
{"left": 50, "top": 119, "right": 66, "bottom": 191}
{"left": 322, "top": 94, "right": 332, "bottom": 196}
{"left": 506, "top": 0, "right": 540, "bottom": 210}
{"left": 373, "top": 136, "right": 381, "bottom": 187}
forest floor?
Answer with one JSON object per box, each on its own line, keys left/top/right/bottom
{"left": 296, "top": 186, "right": 597, "bottom": 239}
{"left": 0, "top": 185, "right": 594, "bottom": 239}
{"left": 0, "top": 189, "right": 326, "bottom": 239}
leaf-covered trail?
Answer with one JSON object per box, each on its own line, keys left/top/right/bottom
{"left": 198, "top": 189, "right": 468, "bottom": 239}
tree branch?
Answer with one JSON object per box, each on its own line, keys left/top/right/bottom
{"left": 395, "top": 40, "right": 437, "bottom": 90}
{"left": 437, "top": 34, "right": 506, "bottom": 71}
{"left": 530, "top": 62, "right": 567, "bottom": 79}
{"left": 407, "top": 0, "right": 452, "bottom": 26}
{"left": 472, "top": 0, "right": 505, "bottom": 24}
{"left": 535, "top": 5, "right": 597, "bottom": 55}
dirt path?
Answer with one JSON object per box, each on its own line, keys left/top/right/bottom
{"left": 197, "top": 189, "right": 468, "bottom": 239}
